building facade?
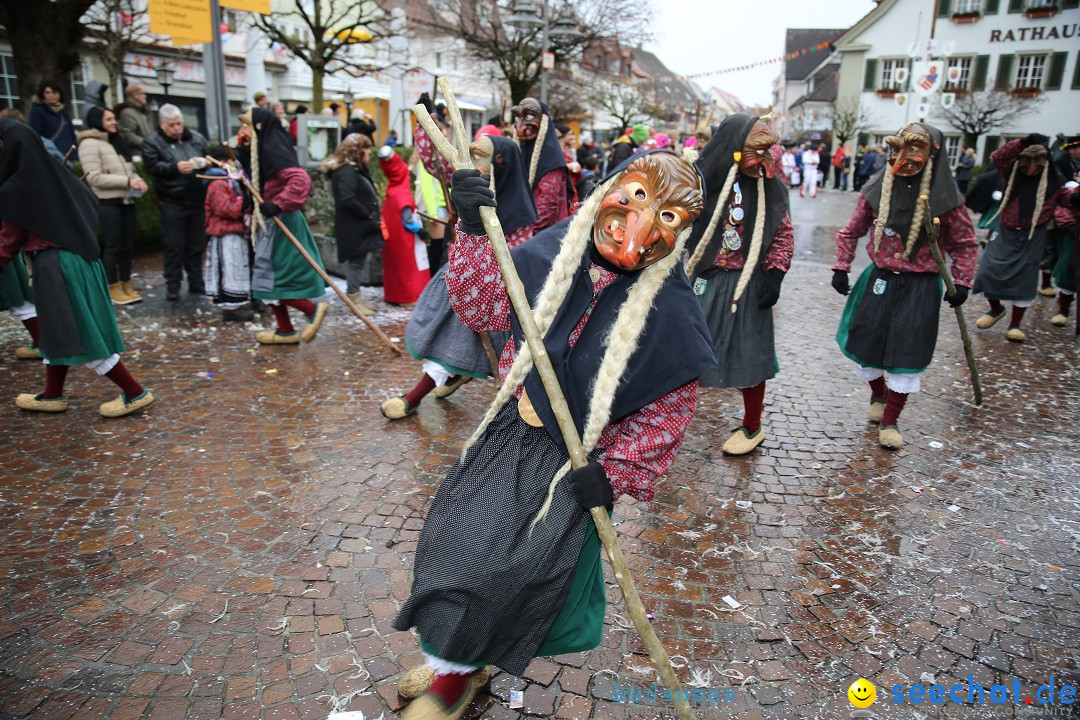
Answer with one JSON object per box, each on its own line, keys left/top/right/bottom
{"left": 835, "top": 0, "right": 1080, "bottom": 166}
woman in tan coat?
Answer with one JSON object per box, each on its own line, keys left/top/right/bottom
{"left": 78, "top": 107, "right": 148, "bottom": 304}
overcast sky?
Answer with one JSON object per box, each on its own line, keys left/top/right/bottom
{"left": 645, "top": 0, "right": 875, "bottom": 108}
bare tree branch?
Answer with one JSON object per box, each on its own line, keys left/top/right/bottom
{"left": 832, "top": 97, "right": 874, "bottom": 147}
{"left": 933, "top": 89, "right": 1044, "bottom": 148}
{"left": 81, "top": 0, "right": 158, "bottom": 104}
{"left": 587, "top": 76, "right": 648, "bottom": 134}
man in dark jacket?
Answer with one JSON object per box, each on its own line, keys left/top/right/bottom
{"left": 142, "top": 104, "right": 212, "bottom": 300}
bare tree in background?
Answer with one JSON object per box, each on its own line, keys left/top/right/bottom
{"left": 415, "top": 0, "right": 651, "bottom": 105}
{"left": 0, "top": 0, "right": 97, "bottom": 113}
{"left": 82, "top": 0, "right": 157, "bottom": 105}
{"left": 935, "top": 89, "right": 1044, "bottom": 149}
{"left": 545, "top": 67, "right": 589, "bottom": 120}
{"left": 587, "top": 77, "right": 649, "bottom": 135}
{"left": 255, "top": 0, "right": 389, "bottom": 110}
{"left": 831, "top": 98, "right": 874, "bottom": 148}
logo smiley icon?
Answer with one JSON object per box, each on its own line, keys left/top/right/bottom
{"left": 848, "top": 678, "right": 876, "bottom": 708}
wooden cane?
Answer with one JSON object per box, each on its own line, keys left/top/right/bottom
{"left": 204, "top": 155, "right": 402, "bottom": 355}
{"left": 417, "top": 211, "right": 448, "bottom": 226}
{"left": 417, "top": 78, "right": 697, "bottom": 720}
{"left": 920, "top": 196, "right": 982, "bottom": 405}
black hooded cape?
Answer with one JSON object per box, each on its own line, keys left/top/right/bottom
{"left": 490, "top": 135, "right": 538, "bottom": 236}
{"left": 0, "top": 120, "right": 99, "bottom": 260}
{"left": 250, "top": 108, "right": 301, "bottom": 191}
{"left": 686, "top": 114, "right": 788, "bottom": 280}
{"left": 861, "top": 122, "right": 965, "bottom": 246}
{"left": 506, "top": 149, "right": 717, "bottom": 453}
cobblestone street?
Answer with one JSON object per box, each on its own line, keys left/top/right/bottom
{"left": 0, "top": 189, "right": 1077, "bottom": 720}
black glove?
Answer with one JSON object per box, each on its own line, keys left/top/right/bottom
{"left": 1022, "top": 133, "right": 1050, "bottom": 148}
{"left": 417, "top": 92, "right": 435, "bottom": 115}
{"left": 1069, "top": 192, "right": 1080, "bottom": 209}
{"left": 451, "top": 169, "right": 495, "bottom": 235}
{"left": 418, "top": 228, "right": 430, "bottom": 243}
{"left": 568, "top": 460, "right": 613, "bottom": 510}
{"left": 945, "top": 285, "right": 969, "bottom": 308}
{"left": 831, "top": 269, "right": 850, "bottom": 296}
{"left": 259, "top": 201, "right": 281, "bottom": 218}
{"left": 758, "top": 269, "right": 785, "bottom": 308}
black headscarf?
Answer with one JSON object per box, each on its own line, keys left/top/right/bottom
{"left": 520, "top": 101, "right": 567, "bottom": 190}
{"left": 0, "top": 120, "right": 99, "bottom": 260}
{"left": 490, "top": 135, "right": 537, "bottom": 235}
{"left": 1005, "top": 144, "right": 1065, "bottom": 220}
{"left": 85, "top": 106, "right": 133, "bottom": 162}
{"left": 861, "top": 122, "right": 965, "bottom": 243}
{"left": 686, "top": 114, "right": 788, "bottom": 279}
{"left": 251, "top": 107, "right": 300, "bottom": 190}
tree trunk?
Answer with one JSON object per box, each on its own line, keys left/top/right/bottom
{"left": 508, "top": 76, "right": 534, "bottom": 105}
{"left": 312, "top": 65, "right": 324, "bottom": 111}
{"left": 0, "top": 0, "right": 95, "bottom": 114}
{"left": 965, "top": 131, "right": 979, "bottom": 149}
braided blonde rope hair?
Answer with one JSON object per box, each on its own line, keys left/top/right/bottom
{"left": 984, "top": 162, "right": 1048, "bottom": 241}
{"left": 249, "top": 125, "right": 262, "bottom": 247}
{"left": 727, "top": 176, "right": 767, "bottom": 313}
{"left": 901, "top": 157, "right": 934, "bottom": 261}
{"left": 684, "top": 163, "right": 738, "bottom": 277}
{"left": 527, "top": 113, "right": 550, "bottom": 187}
{"left": 872, "top": 166, "right": 894, "bottom": 254}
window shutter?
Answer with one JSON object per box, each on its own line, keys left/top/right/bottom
{"left": 983, "top": 135, "right": 1001, "bottom": 165}
{"left": 1062, "top": 0, "right": 1079, "bottom": 9}
{"left": 973, "top": 55, "right": 991, "bottom": 90}
{"left": 984, "top": 0, "right": 1000, "bottom": 13}
{"left": 864, "top": 58, "right": 878, "bottom": 91}
{"left": 995, "top": 54, "right": 1015, "bottom": 90}
{"left": 1073, "top": 51, "right": 1080, "bottom": 89}
{"left": 1006, "top": 0, "right": 1023, "bottom": 11}
{"left": 938, "top": 0, "right": 952, "bottom": 15}
{"left": 1046, "top": 52, "right": 1068, "bottom": 90}
{"left": 858, "top": 132, "right": 870, "bottom": 147}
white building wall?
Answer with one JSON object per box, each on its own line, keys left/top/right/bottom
{"left": 836, "top": 0, "right": 1079, "bottom": 165}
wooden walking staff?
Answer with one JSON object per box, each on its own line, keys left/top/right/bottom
{"left": 416, "top": 77, "right": 698, "bottom": 720}
{"left": 203, "top": 155, "right": 403, "bottom": 355}
{"left": 920, "top": 195, "right": 982, "bottom": 405}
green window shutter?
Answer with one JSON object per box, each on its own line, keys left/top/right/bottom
{"left": 1073, "top": 51, "right": 1080, "bottom": 89}
{"left": 995, "top": 54, "right": 1015, "bottom": 90}
{"left": 1062, "top": 0, "right": 1079, "bottom": 9}
{"left": 858, "top": 132, "right": 869, "bottom": 147}
{"left": 1046, "top": 52, "right": 1068, "bottom": 90}
{"left": 938, "top": 0, "right": 952, "bottom": 15}
{"left": 1006, "top": 0, "right": 1023, "bottom": 12}
{"left": 973, "top": 55, "right": 991, "bottom": 90}
{"left": 984, "top": 0, "right": 1000, "bottom": 13}
{"left": 983, "top": 135, "right": 1001, "bottom": 165}
{"left": 864, "top": 58, "right": 879, "bottom": 91}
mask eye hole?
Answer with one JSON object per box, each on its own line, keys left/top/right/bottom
{"left": 625, "top": 181, "right": 647, "bottom": 201}
{"left": 660, "top": 210, "right": 677, "bottom": 225}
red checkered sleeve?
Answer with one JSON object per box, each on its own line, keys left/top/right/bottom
{"left": 414, "top": 123, "right": 454, "bottom": 181}
{"left": 834, "top": 195, "right": 875, "bottom": 272}
{"left": 204, "top": 180, "right": 246, "bottom": 237}
{"left": 763, "top": 212, "right": 794, "bottom": 272}
{"left": 0, "top": 221, "right": 55, "bottom": 264}
{"left": 597, "top": 379, "right": 700, "bottom": 503}
{"left": 262, "top": 167, "right": 311, "bottom": 214}
{"left": 534, "top": 169, "right": 568, "bottom": 229}
{"left": 937, "top": 205, "right": 979, "bottom": 287}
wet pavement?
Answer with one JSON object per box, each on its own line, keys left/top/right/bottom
{"left": 0, "top": 187, "right": 1077, "bottom": 720}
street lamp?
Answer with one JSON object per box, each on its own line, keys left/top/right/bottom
{"left": 155, "top": 61, "right": 175, "bottom": 100}
{"left": 506, "top": 0, "right": 579, "bottom": 104}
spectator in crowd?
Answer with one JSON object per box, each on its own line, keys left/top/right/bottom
{"left": 289, "top": 104, "right": 308, "bottom": 144}
{"left": 576, "top": 131, "right": 602, "bottom": 165}
{"left": 81, "top": 80, "right": 109, "bottom": 123}
{"left": 954, "top": 146, "right": 976, "bottom": 194}
{"left": 852, "top": 144, "right": 866, "bottom": 190}
{"left": 323, "top": 134, "right": 381, "bottom": 315}
{"left": 856, "top": 146, "right": 882, "bottom": 190}
{"left": 253, "top": 91, "right": 269, "bottom": 109}
{"left": 118, "top": 83, "right": 153, "bottom": 158}
{"left": 28, "top": 80, "right": 77, "bottom": 160}
{"left": 271, "top": 102, "right": 288, "bottom": 129}
{"left": 78, "top": 106, "right": 148, "bottom": 305}
{"left": 832, "top": 145, "right": 847, "bottom": 190}
{"left": 142, "top": 104, "right": 211, "bottom": 301}
{"left": 347, "top": 109, "right": 377, "bottom": 141}
{"left": 203, "top": 145, "right": 254, "bottom": 322}
{"left": 801, "top": 144, "right": 820, "bottom": 199}
{"left": 386, "top": 129, "right": 400, "bottom": 147}
{"left": 818, "top": 145, "right": 831, "bottom": 188}
{"left": 577, "top": 154, "right": 600, "bottom": 199}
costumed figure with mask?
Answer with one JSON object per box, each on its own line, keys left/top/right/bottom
{"left": 0, "top": 120, "right": 154, "bottom": 417}
{"left": 515, "top": 98, "right": 572, "bottom": 230}
{"left": 1039, "top": 135, "right": 1080, "bottom": 298}
{"left": 972, "top": 133, "right": 1065, "bottom": 342}
{"left": 382, "top": 132, "right": 538, "bottom": 420}
{"left": 833, "top": 122, "right": 978, "bottom": 450}
{"left": 241, "top": 108, "right": 329, "bottom": 345}
{"left": 391, "top": 150, "right": 715, "bottom": 719}
{"left": 683, "top": 114, "right": 794, "bottom": 456}
{"left": 1049, "top": 179, "right": 1079, "bottom": 327}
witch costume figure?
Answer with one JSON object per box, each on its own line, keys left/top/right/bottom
{"left": 515, "top": 98, "right": 572, "bottom": 230}
{"left": 242, "top": 108, "right": 329, "bottom": 345}
{"left": 972, "top": 133, "right": 1065, "bottom": 342}
{"left": 379, "top": 145, "right": 430, "bottom": 305}
{"left": 391, "top": 150, "right": 715, "bottom": 720}
{"left": 0, "top": 120, "right": 154, "bottom": 417}
{"left": 832, "top": 122, "right": 978, "bottom": 450}
{"left": 381, "top": 133, "right": 538, "bottom": 420}
{"left": 683, "top": 114, "right": 794, "bottom": 456}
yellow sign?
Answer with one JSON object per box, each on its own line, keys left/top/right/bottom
{"left": 220, "top": 0, "right": 270, "bottom": 13}
{"left": 148, "top": 0, "right": 213, "bottom": 45}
